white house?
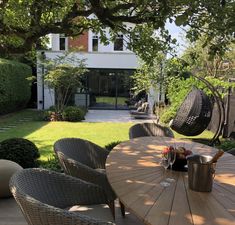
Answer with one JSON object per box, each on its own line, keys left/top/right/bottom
{"left": 37, "top": 26, "right": 163, "bottom": 111}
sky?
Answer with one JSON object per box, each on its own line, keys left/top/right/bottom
{"left": 166, "top": 21, "right": 188, "bottom": 56}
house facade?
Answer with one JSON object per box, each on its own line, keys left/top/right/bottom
{"left": 37, "top": 27, "right": 163, "bottom": 111}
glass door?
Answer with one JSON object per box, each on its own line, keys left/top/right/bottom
{"left": 116, "top": 71, "right": 131, "bottom": 109}
{"left": 88, "top": 70, "right": 116, "bottom": 109}
{"left": 87, "top": 69, "right": 133, "bottom": 109}
{"left": 95, "top": 72, "right": 116, "bottom": 108}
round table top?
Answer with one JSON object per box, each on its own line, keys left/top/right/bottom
{"left": 106, "top": 136, "right": 235, "bottom": 225}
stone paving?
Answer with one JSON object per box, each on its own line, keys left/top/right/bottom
{"left": 85, "top": 110, "right": 157, "bottom": 123}
{"left": 0, "top": 117, "right": 33, "bottom": 133}
{"left": 0, "top": 198, "right": 144, "bottom": 225}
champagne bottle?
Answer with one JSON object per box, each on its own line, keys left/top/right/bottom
{"left": 210, "top": 149, "right": 224, "bottom": 163}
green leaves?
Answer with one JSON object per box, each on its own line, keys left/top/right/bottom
{"left": 175, "top": 14, "right": 188, "bottom": 26}
{"left": 0, "top": 0, "right": 234, "bottom": 59}
{"left": 43, "top": 52, "right": 88, "bottom": 112}
{"left": 0, "top": 58, "right": 31, "bottom": 114}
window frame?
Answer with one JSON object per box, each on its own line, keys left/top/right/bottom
{"left": 114, "top": 34, "right": 124, "bottom": 51}
{"left": 92, "top": 35, "right": 99, "bottom": 52}
{"left": 59, "top": 34, "right": 67, "bottom": 51}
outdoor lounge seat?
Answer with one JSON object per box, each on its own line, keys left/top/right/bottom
{"left": 129, "top": 123, "right": 174, "bottom": 139}
{"left": 10, "top": 168, "right": 115, "bottom": 225}
{"left": 130, "top": 102, "right": 149, "bottom": 116}
{"left": 129, "top": 99, "right": 144, "bottom": 110}
{"left": 54, "top": 138, "right": 125, "bottom": 218}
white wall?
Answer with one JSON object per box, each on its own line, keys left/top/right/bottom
{"left": 88, "top": 27, "right": 131, "bottom": 53}
{"left": 37, "top": 60, "right": 55, "bottom": 110}
{"left": 37, "top": 51, "right": 139, "bottom": 109}
{"left": 51, "top": 34, "right": 68, "bottom": 51}
{"left": 51, "top": 23, "right": 133, "bottom": 53}
{"left": 44, "top": 51, "right": 138, "bottom": 69}
{"left": 51, "top": 34, "right": 60, "bottom": 51}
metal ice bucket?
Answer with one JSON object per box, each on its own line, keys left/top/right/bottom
{"left": 187, "top": 154, "right": 216, "bottom": 192}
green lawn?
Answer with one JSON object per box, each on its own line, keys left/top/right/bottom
{"left": 96, "top": 96, "right": 127, "bottom": 105}
{"left": 0, "top": 109, "right": 233, "bottom": 163}
{"left": 0, "top": 110, "right": 133, "bottom": 161}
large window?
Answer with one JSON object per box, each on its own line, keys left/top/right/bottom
{"left": 92, "top": 35, "right": 98, "bottom": 51}
{"left": 59, "top": 34, "right": 66, "bottom": 50}
{"left": 86, "top": 69, "right": 134, "bottom": 109}
{"left": 114, "top": 34, "right": 123, "bottom": 51}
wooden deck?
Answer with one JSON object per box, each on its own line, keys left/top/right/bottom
{"left": 0, "top": 198, "right": 144, "bottom": 225}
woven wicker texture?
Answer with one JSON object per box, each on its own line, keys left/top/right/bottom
{"left": 170, "top": 88, "right": 212, "bottom": 136}
{"left": 10, "top": 168, "right": 115, "bottom": 225}
{"left": 129, "top": 123, "right": 174, "bottom": 139}
{"left": 54, "top": 138, "right": 116, "bottom": 202}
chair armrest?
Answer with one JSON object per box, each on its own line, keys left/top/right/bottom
{"left": 64, "top": 158, "right": 116, "bottom": 201}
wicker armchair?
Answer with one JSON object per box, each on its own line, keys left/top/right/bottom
{"left": 54, "top": 138, "right": 125, "bottom": 217}
{"left": 170, "top": 88, "right": 212, "bottom": 136}
{"left": 129, "top": 123, "right": 174, "bottom": 139}
{"left": 10, "top": 168, "right": 115, "bottom": 225}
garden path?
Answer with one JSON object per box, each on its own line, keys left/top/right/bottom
{"left": 0, "top": 116, "right": 33, "bottom": 133}
{"left": 85, "top": 110, "right": 157, "bottom": 122}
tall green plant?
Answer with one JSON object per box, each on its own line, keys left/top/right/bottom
{"left": 132, "top": 53, "right": 165, "bottom": 94}
{"left": 0, "top": 58, "right": 31, "bottom": 114}
{"left": 43, "top": 52, "right": 88, "bottom": 113}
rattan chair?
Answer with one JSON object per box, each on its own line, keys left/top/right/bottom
{"left": 170, "top": 88, "right": 212, "bottom": 136}
{"left": 129, "top": 123, "right": 174, "bottom": 139}
{"left": 10, "top": 168, "right": 115, "bottom": 225}
{"left": 54, "top": 138, "right": 125, "bottom": 217}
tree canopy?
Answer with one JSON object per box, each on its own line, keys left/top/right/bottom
{"left": 0, "top": 0, "right": 234, "bottom": 57}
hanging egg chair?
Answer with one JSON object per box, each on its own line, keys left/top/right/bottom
{"left": 170, "top": 88, "right": 213, "bottom": 136}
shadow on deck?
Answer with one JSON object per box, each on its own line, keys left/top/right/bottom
{"left": 0, "top": 198, "right": 144, "bottom": 225}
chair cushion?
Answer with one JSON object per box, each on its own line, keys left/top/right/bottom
{"left": 66, "top": 204, "right": 114, "bottom": 222}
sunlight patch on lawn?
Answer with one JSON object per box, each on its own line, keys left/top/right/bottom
{"left": 24, "top": 122, "right": 133, "bottom": 161}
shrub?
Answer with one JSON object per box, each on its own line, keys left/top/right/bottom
{"left": 0, "top": 58, "right": 31, "bottom": 114}
{"left": 105, "top": 141, "right": 122, "bottom": 151}
{"left": 160, "top": 107, "right": 177, "bottom": 124}
{"left": 42, "top": 110, "right": 63, "bottom": 121}
{"left": 0, "top": 138, "right": 40, "bottom": 168}
{"left": 62, "top": 106, "right": 85, "bottom": 122}
{"left": 218, "top": 140, "right": 235, "bottom": 151}
{"left": 39, "top": 154, "right": 62, "bottom": 172}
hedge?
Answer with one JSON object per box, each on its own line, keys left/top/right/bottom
{"left": 0, "top": 58, "right": 31, "bottom": 114}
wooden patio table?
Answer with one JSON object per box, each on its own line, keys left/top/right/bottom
{"left": 106, "top": 136, "right": 235, "bottom": 225}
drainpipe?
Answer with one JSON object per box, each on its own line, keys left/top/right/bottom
{"left": 41, "top": 52, "right": 46, "bottom": 110}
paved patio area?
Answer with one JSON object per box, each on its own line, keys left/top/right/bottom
{"left": 85, "top": 110, "right": 157, "bottom": 122}
{"left": 0, "top": 198, "right": 144, "bottom": 225}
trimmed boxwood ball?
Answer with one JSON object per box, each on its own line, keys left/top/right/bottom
{"left": 0, "top": 138, "right": 40, "bottom": 168}
{"left": 62, "top": 106, "right": 85, "bottom": 122}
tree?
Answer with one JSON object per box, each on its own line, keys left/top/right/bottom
{"left": 0, "top": 0, "right": 234, "bottom": 59}
{"left": 132, "top": 53, "right": 165, "bottom": 94}
{"left": 182, "top": 40, "right": 235, "bottom": 79}
{"left": 43, "top": 52, "right": 88, "bottom": 114}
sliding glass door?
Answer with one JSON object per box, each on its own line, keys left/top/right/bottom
{"left": 87, "top": 69, "right": 133, "bottom": 109}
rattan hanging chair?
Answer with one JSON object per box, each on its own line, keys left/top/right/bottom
{"left": 170, "top": 88, "right": 213, "bottom": 136}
